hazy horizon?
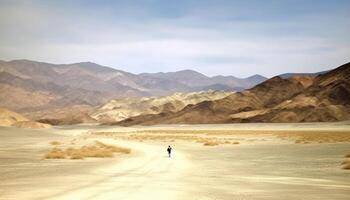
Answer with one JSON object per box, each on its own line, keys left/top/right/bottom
{"left": 2, "top": 58, "right": 340, "bottom": 79}
{"left": 0, "top": 0, "right": 349, "bottom": 77}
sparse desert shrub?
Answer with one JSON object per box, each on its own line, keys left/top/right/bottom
{"left": 341, "top": 160, "right": 348, "bottom": 165}
{"left": 50, "top": 141, "right": 62, "bottom": 145}
{"left": 295, "top": 139, "right": 303, "bottom": 144}
{"left": 92, "top": 130, "right": 350, "bottom": 145}
{"left": 341, "top": 157, "right": 350, "bottom": 170}
{"left": 342, "top": 160, "right": 350, "bottom": 170}
{"left": 81, "top": 145, "right": 114, "bottom": 158}
{"left": 232, "top": 141, "right": 240, "bottom": 145}
{"left": 44, "top": 148, "right": 66, "bottom": 159}
{"left": 203, "top": 141, "right": 219, "bottom": 146}
{"left": 44, "top": 141, "right": 130, "bottom": 160}
{"left": 69, "top": 153, "right": 84, "bottom": 159}
{"left": 95, "top": 141, "right": 131, "bottom": 154}
{"left": 90, "top": 130, "right": 246, "bottom": 146}
{"left": 345, "top": 153, "right": 350, "bottom": 158}
{"left": 278, "top": 131, "right": 350, "bottom": 144}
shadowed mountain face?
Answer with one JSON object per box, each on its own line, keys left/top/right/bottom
{"left": 117, "top": 62, "right": 350, "bottom": 125}
{"left": 278, "top": 70, "right": 329, "bottom": 79}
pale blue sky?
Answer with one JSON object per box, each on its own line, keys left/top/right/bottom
{"left": 0, "top": 0, "right": 349, "bottom": 77}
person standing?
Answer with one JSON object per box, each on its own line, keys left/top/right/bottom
{"left": 167, "top": 145, "right": 172, "bottom": 158}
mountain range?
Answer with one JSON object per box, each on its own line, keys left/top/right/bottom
{"left": 0, "top": 59, "right": 266, "bottom": 115}
{"left": 1, "top": 59, "right": 348, "bottom": 125}
{"left": 116, "top": 62, "right": 350, "bottom": 125}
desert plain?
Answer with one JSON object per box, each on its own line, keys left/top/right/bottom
{"left": 1, "top": 122, "right": 350, "bottom": 200}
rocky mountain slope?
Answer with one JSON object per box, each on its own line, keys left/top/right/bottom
{"left": 117, "top": 62, "right": 350, "bottom": 125}
{"left": 91, "top": 90, "right": 233, "bottom": 123}
{"left": 278, "top": 70, "right": 329, "bottom": 79}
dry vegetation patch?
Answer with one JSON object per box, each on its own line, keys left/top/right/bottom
{"left": 44, "top": 148, "right": 66, "bottom": 159}
{"left": 232, "top": 141, "right": 240, "bottom": 144}
{"left": 50, "top": 141, "right": 62, "bottom": 145}
{"left": 203, "top": 141, "right": 220, "bottom": 146}
{"left": 90, "top": 130, "right": 350, "bottom": 145}
{"left": 44, "top": 141, "right": 130, "bottom": 160}
{"left": 90, "top": 131, "right": 241, "bottom": 146}
{"left": 341, "top": 153, "right": 350, "bottom": 170}
{"left": 341, "top": 159, "right": 350, "bottom": 170}
{"left": 276, "top": 131, "right": 350, "bottom": 144}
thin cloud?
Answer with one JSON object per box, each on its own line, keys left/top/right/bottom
{"left": 0, "top": 0, "right": 349, "bottom": 77}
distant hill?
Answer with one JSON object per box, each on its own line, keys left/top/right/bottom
{"left": 0, "top": 108, "right": 50, "bottom": 128}
{"left": 190, "top": 84, "right": 244, "bottom": 92}
{"left": 92, "top": 90, "right": 233, "bottom": 123}
{"left": 139, "top": 71, "right": 267, "bottom": 90}
{"left": 117, "top": 62, "right": 350, "bottom": 125}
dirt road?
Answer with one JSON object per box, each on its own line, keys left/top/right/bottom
{"left": 1, "top": 125, "right": 350, "bottom": 200}
{"left": 46, "top": 140, "right": 191, "bottom": 200}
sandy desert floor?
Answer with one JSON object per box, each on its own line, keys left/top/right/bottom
{"left": 1, "top": 122, "right": 350, "bottom": 200}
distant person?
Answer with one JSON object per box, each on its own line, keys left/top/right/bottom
{"left": 167, "top": 145, "right": 172, "bottom": 158}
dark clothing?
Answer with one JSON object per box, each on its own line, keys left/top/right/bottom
{"left": 167, "top": 147, "right": 172, "bottom": 157}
